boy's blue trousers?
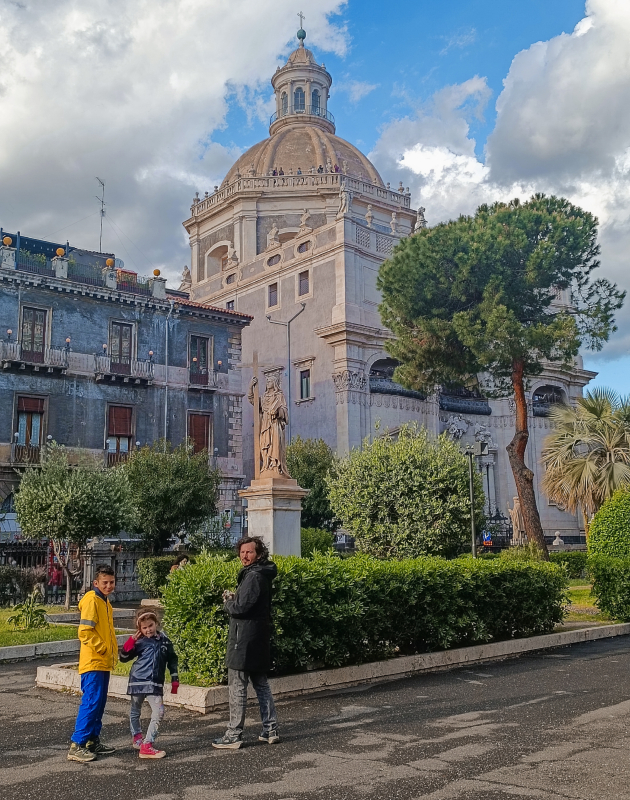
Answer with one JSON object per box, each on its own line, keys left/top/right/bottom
{"left": 71, "top": 671, "right": 110, "bottom": 744}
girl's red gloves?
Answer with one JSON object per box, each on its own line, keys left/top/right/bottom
{"left": 171, "top": 681, "right": 179, "bottom": 694}
{"left": 122, "top": 636, "right": 136, "bottom": 653}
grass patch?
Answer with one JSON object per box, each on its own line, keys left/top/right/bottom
{"left": 563, "top": 584, "right": 611, "bottom": 623}
{"left": 0, "top": 608, "right": 79, "bottom": 648}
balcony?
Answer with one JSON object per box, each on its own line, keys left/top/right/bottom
{"left": 439, "top": 387, "right": 491, "bottom": 416}
{"left": 106, "top": 451, "right": 130, "bottom": 467}
{"left": 188, "top": 367, "right": 217, "bottom": 391}
{"left": 369, "top": 376, "right": 425, "bottom": 401}
{"left": 11, "top": 443, "right": 41, "bottom": 465}
{"left": 0, "top": 341, "right": 68, "bottom": 373}
{"left": 94, "top": 355, "right": 154, "bottom": 384}
{"left": 270, "top": 105, "right": 335, "bottom": 126}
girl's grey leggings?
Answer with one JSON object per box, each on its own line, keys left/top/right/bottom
{"left": 129, "top": 694, "right": 164, "bottom": 743}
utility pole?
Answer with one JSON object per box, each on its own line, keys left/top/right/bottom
{"left": 95, "top": 177, "right": 105, "bottom": 253}
{"left": 266, "top": 303, "right": 306, "bottom": 444}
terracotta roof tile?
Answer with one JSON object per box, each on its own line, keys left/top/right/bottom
{"left": 166, "top": 294, "right": 253, "bottom": 320}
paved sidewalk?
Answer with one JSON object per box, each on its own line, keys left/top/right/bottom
{"left": 2, "top": 637, "right": 630, "bottom": 799}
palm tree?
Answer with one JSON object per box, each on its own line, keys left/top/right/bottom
{"left": 541, "top": 388, "right": 630, "bottom": 535}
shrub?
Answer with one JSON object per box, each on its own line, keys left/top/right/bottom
{"left": 549, "top": 551, "right": 589, "bottom": 579}
{"left": 162, "top": 552, "right": 568, "bottom": 686}
{"left": 137, "top": 556, "right": 177, "bottom": 598}
{"left": 589, "top": 554, "right": 630, "bottom": 620}
{"left": 8, "top": 589, "right": 49, "bottom": 630}
{"left": 588, "top": 490, "right": 630, "bottom": 558}
{"left": 301, "top": 528, "right": 334, "bottom": 557}
{"left": 287, "top": 437, "right": 338, "bottom": 531}
{"left": 328, "top": 425, "right": 485, "bottom": 559}
{"left": 499, "top": 543, "right": 546, "bottom": 562}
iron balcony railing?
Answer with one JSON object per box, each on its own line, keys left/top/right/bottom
{"left": 11, "top": 443, "right": 41, "bottom": 465}
{"left": 270, "top": 105, "right": 335, "bottom": 126}
{"left": 67, "top": 260, "right": 106, "bottom": 287}
{"left": 189, "top": 367, "right": 217, "bottom": 389}
{"left": 16, "top": 251, "right": 55, "bottom": 277}
{"left": 94, "top": 355, "right": 154, "bottom": 382}
{"left": 106, "top": 451, "right": 130, "bottom": 467}
{"left": 0, "top": 341, "right": 68, "bottom": 369}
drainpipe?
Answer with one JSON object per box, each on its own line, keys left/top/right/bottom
{"left": 164, "top": 299, "right": 174, "bottom": 450}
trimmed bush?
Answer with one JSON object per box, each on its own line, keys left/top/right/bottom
{"left": 162, "top": 553, "right": 568, "bottom": 686}
{"left": 137, "top": 556, "right": 177, "bottom": 598}
{"left": 588, "top": 490, "right": 630, "bottom": 558}
{"left": 549, "top": 551, "right": 589, "bottom": 579}
{"left": 589, "top": 554, "right": 630, "bottom": 620}
{"left": 301, "top": 528, "right": 334, "bottom": 557}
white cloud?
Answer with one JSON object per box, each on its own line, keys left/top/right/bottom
{"left": 335, "top": 79, "right": 378, "bottom": 103}
{"left": 371, "top": 0, "right": 630, "bottom": 366}
{"left": 439, "top": 28, "right": 477, "bottom": 56}
{"left": 0, "top": 0, "right": 347, "bottom": 283}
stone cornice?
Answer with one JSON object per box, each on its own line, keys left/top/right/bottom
{"left": 315, "top": 321, "right": 392, "bottom": 348}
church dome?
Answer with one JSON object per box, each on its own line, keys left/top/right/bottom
{"left": 220, "top": 26, "right": 385, "bottom": 189}
{"left": 221, "top": 125, "right": 385, "bottom": 187}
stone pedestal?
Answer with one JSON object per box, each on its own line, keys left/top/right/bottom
{"left": 239, "top": 475, "right": 308, "bottom": 556}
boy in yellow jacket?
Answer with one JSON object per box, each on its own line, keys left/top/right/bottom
{"left": 67, "top": 564, "right": 118, "bottom": 763}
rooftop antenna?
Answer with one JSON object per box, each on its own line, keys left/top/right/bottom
{"left": 95, "top": 177, "right": 105, "bottom": 253}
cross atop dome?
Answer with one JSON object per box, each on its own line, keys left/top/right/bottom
{"left": 297, "top": 11, "right": 306, "bottom": 46}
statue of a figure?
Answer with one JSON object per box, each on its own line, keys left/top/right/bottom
{"left": 390, "top": 211, "right": 398, "bottom": 234}
{"left": 226, "top": 242, "right": 238, "bottom": 266}
{"left": 249, "top": 370, "right": 290, "bottom": 477}
{"left": 508, "top": 497, "right": 525, "bottom": 539}
{"left": 365, "top": 204, "right": 373, "bottom": 228}
{"left": 445, "top": 415, "right": 468, "bottom": 440}
{"left": 299, "top": 208, "right": 311, "bottom": 232}
{"left": 474, "top": 422, "right": 495, "bottom": 449}
{"left": 179, "top": 265, "right": 192, "bottom": 291}
{"left": 414, "top": 206, "right": 427, "bottom": 232}
{"left": 338, "top": 187, "right": 352, "bottom": 216}
{"left": 267, "top": 222, "right": 280, "bottom": 249}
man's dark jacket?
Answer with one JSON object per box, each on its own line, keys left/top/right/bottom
{"left": 225, "top": 559, "right": 277, "bottom": 673}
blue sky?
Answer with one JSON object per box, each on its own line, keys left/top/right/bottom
{"left": 0, "top": 0, "right": 627, "bottom": 395}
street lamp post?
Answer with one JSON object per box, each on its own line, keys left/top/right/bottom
{"left": 266, "top": 302, "right": 306, "bottom": 444}
{"left": 465, "top": 441, "right": 488, "bottom": 558}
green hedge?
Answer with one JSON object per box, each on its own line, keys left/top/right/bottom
{"left": 549, "top": 551, "right": 588, "bottom": 579}
{"left": 162, "top": 553, "right": 568, "bottom": 686}
{"left": 588, "top": 491, "right": 630, "bottom": 558}
{"left": 589, "top": 554, "right": 630, "bottom": 620}
{"left": 137, "top": 556, "right": 177, "bottom": 598}
{"left": 301, "top": 528, "right": 334, "bottom": 557}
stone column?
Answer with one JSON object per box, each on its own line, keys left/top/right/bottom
{"left": 52, "top": 256, "right": 68, "bottom": 279}
{"left": 239, "top": 476, "right": 308, "bottom": 556}
{"left": 1, "top": 246, "right": 16, "bottom": 269}
{"left": 333, "top": 369, "right": 368, "bottom": 455}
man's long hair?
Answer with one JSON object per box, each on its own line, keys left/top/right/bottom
{"left": 235, "top": 536, "right": 269, "bottom": 562}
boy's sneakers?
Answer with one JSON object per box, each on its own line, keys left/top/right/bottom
{"left": 67, "top": 743, "right": 96, "bottom": 763}
{"left": 85, "top": 737, "right": 116, "bottom": 755}
{"left": 139, "top": 742, "right": 166, "bottom": 759}
{"left": 132, "top": 733, "right": 144, "bottom": 750}
{"left": 258, "top": 728, "right": 280, "bottom": 744}
{"left": 212, "top": 733, "right": 243, "bottom": 749}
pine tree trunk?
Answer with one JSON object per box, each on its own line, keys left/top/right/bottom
{"left": 506, "top": 359, "right": 549, "bottom": 559}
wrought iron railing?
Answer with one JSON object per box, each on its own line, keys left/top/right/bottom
{"left": 16, "top": 251, "right": 55, "bottom": 277}
{"left": 106, "top": 451, "right": 130, "bottom": 467}
{"left": 189, "top": 368, "right": 217, "bottom": 388}
{"left": 270, "top": 105, "right": 335, "bottom": 125}
{"left": 67, "top": 260, "right": 106, "bottom": 287}
{"left": 117, "top": 277, "right": 152, "bottom": 296}
{"left": 11, "top": 443, "right": 41, "bottom": 465}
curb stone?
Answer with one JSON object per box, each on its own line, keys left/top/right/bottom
{"left": 0, "top": 635, "right": 129, "bottom": 663}
{"left": 35, "top": 622, "right": 630, "bottom": 713}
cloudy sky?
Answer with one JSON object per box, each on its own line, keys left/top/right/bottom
{"left": 1, "top": 0, "right": 628, "bottom": 392}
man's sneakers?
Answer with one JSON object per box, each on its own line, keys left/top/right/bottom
{"left": 139, "top": 742, "right": 166, "bottom": 759}
{"left": 132, "top": 733, "right": 144, "bottom": 750}
{"left": 85, "top": 737, "right": 116, "bottom": 756}
{"left": 67, "top": 743, "right": 96, "bottom": 763}
{"left": 259, "top": 728, "right": 281, "bottom": 744}
{"left": 212, "top": 733, "right": 243, "bottom": 750}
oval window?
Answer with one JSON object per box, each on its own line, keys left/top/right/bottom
{"left": 226, "top": 273, "right": 236, "bottom": 284}
{"left": 297, "top": 241, "right": 311, "bottom": 254}
{"left": 267, "top": 254, "right": 281, "bottom": 267}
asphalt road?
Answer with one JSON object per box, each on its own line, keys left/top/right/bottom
{"left": 2, "top": 637, "right": 630, "bottom": 800}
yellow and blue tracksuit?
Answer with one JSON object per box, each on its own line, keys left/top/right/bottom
{"left": 71, "top": 587, "right": 118, "bottom": 745}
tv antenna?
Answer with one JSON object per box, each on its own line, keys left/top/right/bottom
{"left": 95, "top": 177, "right": 105, "bottom": 253}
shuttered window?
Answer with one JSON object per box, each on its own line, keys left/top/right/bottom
{"left": 108, "top": 406, "right": 133, "bottom": 436}
{"left": 188, "top": 413, "right": 211, "bottom": 454}
{"left": 268, "top": 282, "right": 278, "bottom": 307}
{"left": 18, "top": 396, "right": 45, "bottom": 413}
{"left": 298, "top": 270, "right": 309, "bottom": 296}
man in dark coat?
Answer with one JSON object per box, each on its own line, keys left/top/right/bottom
{"left": 212, "top": 536, "right": 279, "bottom": 749}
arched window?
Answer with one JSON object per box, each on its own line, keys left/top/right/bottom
{"left": 294, "top": 87, "right": 305, "bottom": 112}
{"left": 311, "top": 89, "right": 320, "bottom": 114}
{"left": 533, "top": 385, "right": 566, "bottom": 417}
{"left": 281, "top": 92, "right": 288, "bottom": 116}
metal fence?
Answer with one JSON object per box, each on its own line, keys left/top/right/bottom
{"left": 67, "top": 260, "right": 106, "bottom": 287}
